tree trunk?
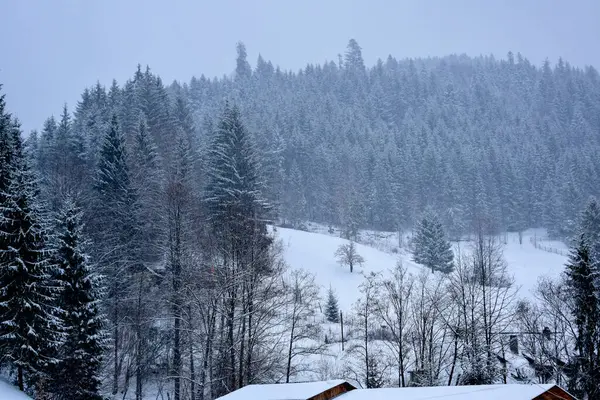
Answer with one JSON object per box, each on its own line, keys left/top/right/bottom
{"left": 286, "top": 302, "right": 297, "bottom": 383}
{"left": 189, "top": 306, "right": 196, "bottom": 400}
{"left": 364, "top": 303, "right": 369, "bottom": 387}
{"left": 227, "top": 289, "right": 236, "bottom": 390}
{"left": 174, "top": 312, "right": 181, "bottom": 400}
{"left": 238, "top": 289, "right": 246, "bottom": 387}
{"left": 135, "top": 275, "right": 144, "bottom": 400}
{"left": 448, "top": 335, "right": 458, "bottom": 385}
{"left": 17, "top": 365, "right": 23, "bottom": 391}
{"left": 199, "top": 307, "right": 215, "bottom": 400}
{"left": 399, "top": 331, "right": 405, "bottom": 387}
{"left": 113, "top": 302, "right": 119, "bottom": 395}
{"left": 171, "top": 205, "right": 183, "bottom": 400}
{"left": 245, "top": 284, "right": 254, "bottom": 384}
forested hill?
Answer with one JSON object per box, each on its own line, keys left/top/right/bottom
{"left": 32, "top": 40, "right": 600, "bottom": 237}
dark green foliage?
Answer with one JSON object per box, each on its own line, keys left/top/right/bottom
{"left": 91, "top": 113, "right": 139, "bottom": 395}
{"left": 412, "top": 210, "right": 454, "bottom": 273}
{"left": 0, "top": 119, "right": 61, "bottom": 391}
{"left": 366, "top": 355, "right": 386, "bottom": 388}
{"left": 92, "top": 114, "right": 138, "bottom": 256}
{"left": 579, "top": 197, "right": 600, "bottom": 261}
{"left": 52, "top": 198, "right": 105, "bottom": 400}
{"left": 0, "top": 88, "right": 14, "bottom": 199}
{"left": 325, "top": 286, "right": 340, "bottom": 323}
{"left": 191, "top": 43, "right": 600, "bottom": 237}
{"left": 205, "top": 103, "right": 271, "bottom": 241}
{"left": 564, "top": 234, "right": 600, "bottom": 399}
{"left": 235, "top": 42, "right": 252, "bottom": 81}
{"left": 564, "top": 200, "right": 600, "bottom": 399}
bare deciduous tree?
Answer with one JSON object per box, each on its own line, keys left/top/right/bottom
{"left": 335, "top": 241, "right": 364, "bottom": 273}
{"left": 375, "top": 262, "right": 414, "bottom": 387}
{"left": 284, "top": 269, "right": 326, "bottom": 382}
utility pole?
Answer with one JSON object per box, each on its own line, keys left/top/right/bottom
{"left": 340, "top": 311, "right": 345, "bottom": 351}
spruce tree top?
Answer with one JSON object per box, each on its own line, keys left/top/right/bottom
{"left": 205, "top": 103, "right": 270, "bottom": 228}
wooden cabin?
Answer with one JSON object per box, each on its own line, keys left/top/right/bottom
{"left": 215, "top": 380, "right": 356, "bottom": 400}
{"left": 337, "top": 383, "right": 576, "bottom": 400}
{"left": 216, "top": 380, "right": 577, "bottom": 400}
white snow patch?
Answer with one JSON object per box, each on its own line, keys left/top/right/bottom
{"left": 276, "top": 226, "right": 568, "bottom": 306}
{"left": 274, "top": 227, "right": 422, "bottom": 312}
{"left": 0, "top": 379, "right": 33, "bottom": 400}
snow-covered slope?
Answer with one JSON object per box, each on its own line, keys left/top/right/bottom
{"left": 275, "top": 227, "right": 422, "bottom": 312}
{"left": 275, "top": 226, "right": 568, "bottom": 308}
{"left": 0, "top": 379, "right": 32, "bottom": 400}
{"left": 499, "top": 231, "right": 567, "bottom": 298}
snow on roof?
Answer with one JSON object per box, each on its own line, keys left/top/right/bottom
{"left": 0, "top": 378, "right": 33, "bottom": 400}
{"left": 337, "top": 384, "right": 556, "bottom": 400}
{"left": 216, "top": 380, "right": 349, "bottom": 400}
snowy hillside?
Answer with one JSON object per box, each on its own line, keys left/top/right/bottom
{"left": 0, "top": 379, "right": 32, "bottom": 400}
{"left": 276, "top": 227, "right": 419, "bottom": 312}
{"left": 275, "top": 227, "right": 568, "bottom": 310}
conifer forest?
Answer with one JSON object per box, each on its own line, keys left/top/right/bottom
{"left": 2, "top": 35, "right": 600, "bottom": 399}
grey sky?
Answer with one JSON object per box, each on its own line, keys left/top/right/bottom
{"left": 2, "top": 0, "right": 599, "bottom": 134}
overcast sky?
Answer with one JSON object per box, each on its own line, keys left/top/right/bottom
{"left": 2, "top": 0, "right": 600, "bottom": 134}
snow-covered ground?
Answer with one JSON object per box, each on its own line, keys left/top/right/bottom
{"left": 275, "top": 226, "right": 421, "bottom": 312}
{"left": 0, "top": 379, "right": 32, "bottom": 400}
{"left": 273, "top": 225, "right": 570, "bottom": 384}
{"left": 275, "top": 226, "right": 568, "bottom": 308}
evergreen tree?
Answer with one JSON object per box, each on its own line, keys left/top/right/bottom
{"left": 284, "top": 161, "right": 306, "bottom": 228}
{"left": 204, "top": 103, "right": 274, "bottom": 393}
{"left": 564, "top": 234, "right": 600, "bottom": 399}
{"left": 579, "top": 197, "right": 600, "bottom": 262}
{"left": 0, "top": 86, "right": 14, "bottom": 200}
{"left": 366, "top": 355, "right": 386, "bottom": 388}
{"left": 52, "top": 198, "right": 104, "bottom": 400}
{"left": 92, "top": 114, "right": 138, "bottom": 395}
{"left": 344, "top": 39, "right": 366, "bottom": 76}
{"left": 205, "top": 103, "right": 271, "bottom": 241}
{"left": 130, "top": 116, "right": 163, "bottom": 400}
{"left": 235, "top": 42, "right": 252, "bottom": 81}
{"left": 325, "top": 286, "right": 340, "bottom": 323}
{"left": 0, "top": 123, "right": 61, "bottom": 391}
{"left": 412, "top": 210, "right": 454, "bottom": 273}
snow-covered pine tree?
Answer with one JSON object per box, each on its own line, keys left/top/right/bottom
{"left": 131, "top": 116, "right": 164, "bottom": 400}
{"left": 52, "top": 198, "right": 105, "bottom": 400}
{"left": 366, "top": 355, "right": 386, "bottom": 388}
{"left": 412, "top": 210, "right": 454, "bottom": 273}
{"left": 205, "top": 103, "right": 271, "bottom": 239}
{"left": 578, "top": 197, "right": 600, "bottom": 262}
{"left": 564, "top": 233, "right": 600, "bottom": 399}
{"left": 92, "top": 113, "right": 138, "bottom": 395}
{"left": 166, "top": 132, "right": 195, "bottom": 400}
{"left": 0, "top": 88, "right": 14, "bottom": 202}
{"left": 0, "top": 122, "right": 62, "bottom": 392}
{"left": 235, "top": 42, "right": 252, "bottom": 81}
{"left": 284, "top": 161, "right": 307, "bottom": 228}
{"left": 204, "top": 103, "right": 275, "bottom": 394}
{"left": 325, "top": 286, "right": 340, "bottom": 323}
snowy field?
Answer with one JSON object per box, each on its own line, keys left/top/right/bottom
{"left": 0, "top": 379, "right": 32, "bottom": 400}
{"left": 272, "top": 225, "right": 570, "bottom": 384}
{"left": 275, "top": 226, "right": 568, "bottom": 309}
